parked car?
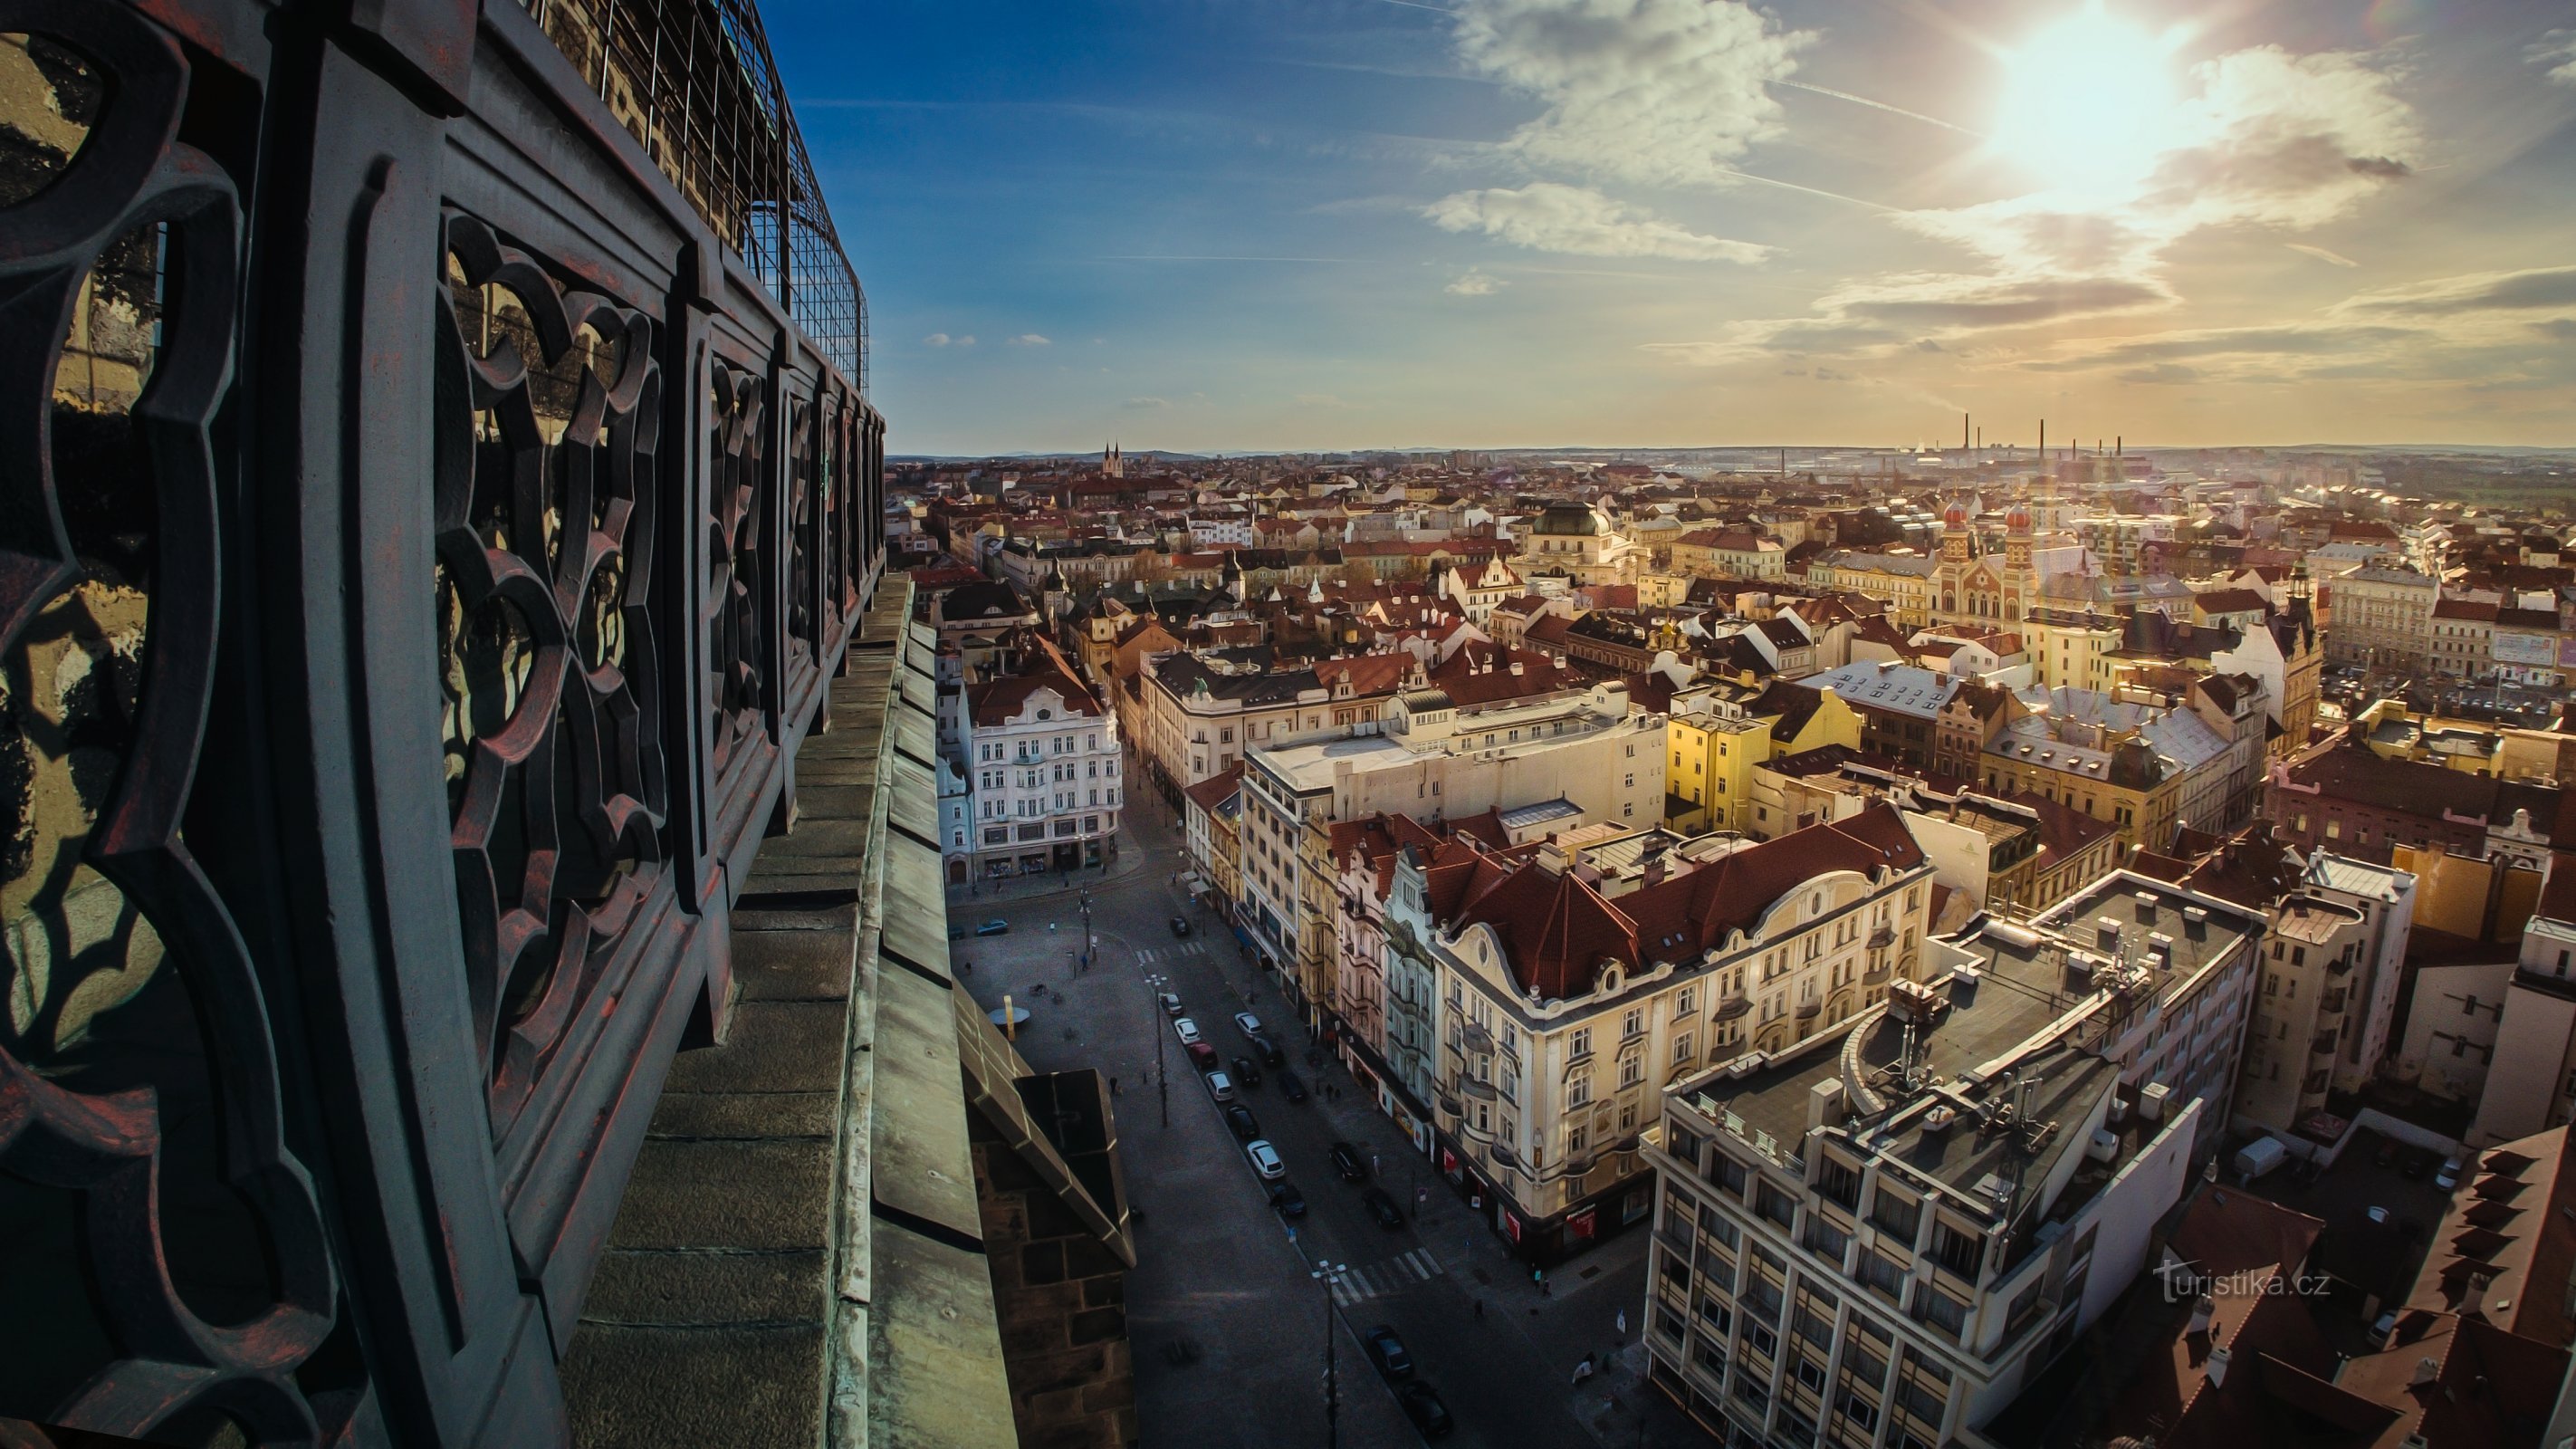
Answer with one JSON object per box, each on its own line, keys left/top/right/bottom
{"left": 975, "top": 919, "right": 1010, "bottom": 936}
{"left": 947, "top": 923, "right": 967, "bottom": 941}
{"left": 2374, "top": 1139, "right": 2399, "bottom": 1170}
{"left": 1268, "top": 1180, "right": 1307, "bottom": 1218}
{"left": 1173, "top": 1017, "right": 1201, "bottom": 1046}
{"left": 2401, "top": 1148, "right": 2436, "bottom": 1182}
{"left": 2370, "top": 1310, "right": 2399, "bottom": 1348}
{"left": 1224, "top": 1104, "right": 1261, "bottom": 1141}
{"left": 1249, "top": 1033, "right": 1285, "bottom": 1069}
{"left": 1205, "top": 1070, "right": 1235, "bottom": 1103}
{"left": 1231, "top": 1054, "right": 1262, "bottom": 1088}
{"left": 1275, "top": 1068, "right": 1308, "bottom": 1103}
{"left": 1329, "top": 1141, "right": 1368, "bottom": 1183}
{"left": 1184, "top": 1041, "right": 1219, "bottom": 1072}
{"left": 1233, "top": 1011, "right": 1264, "bottom": 1039}
{"left": 1169, "top": 916, "right": 1192, "bottom": 938}
{"left": 2436, "top": 1156, "right": 2466, "bottom": 1189}
{"left": 1361, "top": 1186, "right": 1404, "bottom": 1230}
{"left": 1396, "top": 1382, "right": 1453, "bottom": 1439}
{"left": 1363, "top": 1325, "right": 1414, "bottom": 1382}
{"left": 1246, "top": 1139, "right": 1286, "bottom": 1181}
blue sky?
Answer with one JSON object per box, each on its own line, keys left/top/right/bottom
{"left": 762, "top": 0, "right": 2576, "bottom": 454}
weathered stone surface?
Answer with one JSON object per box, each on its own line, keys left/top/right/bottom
{"left": 584, "top": 1248, "right": 828, "bottom": 1325}
{"left": 646, "top": 1090, "right": 838, "bottom": 1141}
{"left": 662, "top": 1001, "right": 847, "bottom": 1095}
{"left": 730, "top": 927, "right": 857, "bottom": 1003}
{"left": 561, "top": 1323, "right": 825, "bottom": 1445}
{"left": 605, "top": 1138, "right": 831, "bottom": 1251}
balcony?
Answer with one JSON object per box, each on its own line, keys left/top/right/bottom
{"left": 1462, "top": 1020, "right": 1495, "bottom": 1055}
{"left": 1718, "top": 992, "right": 1754, "bottom": 1020}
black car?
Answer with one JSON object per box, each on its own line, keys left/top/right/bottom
{"left": 2375, "top": 1139, "right": 2399, "bottom": 1170}
{"left": 1329, "top": 1141, "right": 1368, "bottom": 1183}
{"left": 1249, "top": 1033, "right": 1285, "bottom": 1069}
{"left": 1363, "top": 1324, "right": 1414, "bottom": 1382}
{"left": 1396, "top": 1382, "right": 1453, "bottom": 1439}
{"left": 1268, "top": 1180, "right": 1307, "bottom": 1218}
{"left": 1169, "top": 916, "right": 1192, "bottom": 938}
{"left": 1224, "top": 1104, "right": 1262, "bottom": 1141}
{"left": 1275, "top": 1068, "right": 1308, "bottom": 1103}
{"left": 1231, "top": 1054, "right": 1262, "bottom": 1088}
{"left": 1361, "top": 1186, "right": 1404, "bottom": 1230}
{"left": 2401, "top": 1149, "right": 2436, "bottom": 1182}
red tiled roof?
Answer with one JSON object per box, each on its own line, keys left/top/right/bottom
{"left": 966, "top": 637, "right": 1103, "bottom": 726}
{"left": 1183, "top": 763, "right": 1243, "bottom": 815}
{"left": 1451, "top": 805, "right": 1925, "bottom": 999}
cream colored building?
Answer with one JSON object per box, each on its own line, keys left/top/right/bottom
{"left": 1408, "top": 806, "right": 1936, "bottom": 1261}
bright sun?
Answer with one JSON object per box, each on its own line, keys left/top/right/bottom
{"left": 1991, "top": 3, "right": 2183, "bottom": 192}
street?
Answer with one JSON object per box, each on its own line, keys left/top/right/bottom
{"left": 952, "top": 787, "right": 1702, "bottom": 1449}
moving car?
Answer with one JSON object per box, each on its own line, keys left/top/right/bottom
{"left": 1224, "top": 1104, "right": 1261, "bottom": 1141}
{"left": 1329, "top": 1141, "right": 1368, "bottom": 1183}
{"left": 1363, "top": 1325, "right": 1414, "bottom": 1382}
{"left": 1205, "top": 1070, "right": 1235, "bottom": 1103}
{"left": 1233, "top": 1012, "right": 1264, "bottom": 1039}
{"left": 1231, "top": 1054, "right": 1262, "bottom": 1088}
{"left": 1169, "top": 916, "right": 1192, "bottom": 937}
{"left": 1246, "top": 1139, "right": 1286, "bottom": 1181}
{"left": 1184, "top": 1041, "right": 1219, "bottom": 1072}
{"left": 1361, "top": 1186, "right": 1404, "bottom": 1230}
{"left": 974, "top": 919, "right": 1010, "bottom": 936}
{"left": 1248, "top": 1033, "right": 1285, "bottom": 1069}
{"left": 1173, "top": 1017, "right": 1201, "bottom": 1046}
{"left": 1396, "top": 1383, "right": 1453, "bottom": 1439}
{"left": 1275, "top": 1068, "right": 1307, "bottom": 1103}
{"left": 1268, "top": 1180, "right": 1307, "bottom": 1218}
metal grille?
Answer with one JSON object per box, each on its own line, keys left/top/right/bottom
{"left": 520, "top": 0, "right": 867, "bottom": 389}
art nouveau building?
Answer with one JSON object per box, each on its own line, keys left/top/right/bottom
{"left": 1404, "top": 807, "right": 1938, "bottom": 1262}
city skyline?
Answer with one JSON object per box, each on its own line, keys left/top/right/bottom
{"left": 771, "top": 0, "right": 2576, "bottom": 454}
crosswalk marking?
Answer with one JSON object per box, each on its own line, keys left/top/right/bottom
{"left": 1329, "top": 1249, "right": 1446, "bottom": 1307}
{"left": 1134, "top": 942, "right": 1208, "bottom": 966}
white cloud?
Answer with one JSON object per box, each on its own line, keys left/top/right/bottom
{"left": 1008, "top": 333, "right": 1052, "bottom": 346}
{"left": 1450, "top": 0, "right": 1810, "bottom": 188}
{"left": 2528, "top": 30, "right": 2576, "bottom": 86}
{"left": 924, "top": 332, "right": 953, "bottom": 347}
{"left": 2334, "top": 265, "right": 2576, "bottom": 317}
{"left": 2285, "top": 243, "right": 2360, "bottom": 268}
{"left": 1121, "top": 396, "right": 1170, "bottom": 409}
{"left": 1424, "top": 183, "right": 1772, "bottom": 263}
{"left": 1667, "top": 42, "right": 2423, "bottom": 372}
{"left": 1445, "top": 269, "right": 1507, "bottom": 296}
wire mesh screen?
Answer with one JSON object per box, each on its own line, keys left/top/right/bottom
{"left": 519, "top": 0, "right": 866, "bottom": 391}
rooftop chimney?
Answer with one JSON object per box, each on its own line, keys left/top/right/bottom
{"left": 2204, "top": 1345, "right": 2231, "bottom": 1388}
{"left": 2186, "top": 1295, "right": 2215, "bottom": 1337}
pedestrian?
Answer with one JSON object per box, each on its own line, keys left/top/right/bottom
{"left": 1110, "top": 1076, "right": 1120, "bottom": 1097}
{"left": 1615, "top": 1308, "right": 1627, "bottom": 1340}
{"left": 1570, "top": 1355, "right": 1594, "bottom": 1386}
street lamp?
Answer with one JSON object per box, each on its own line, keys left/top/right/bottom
{"left": 1144, "top": 971, "right": 1172, "bottom": 1129}
{"left": 1079, "top": 887, "right": 1095, "bottom": 969}
{"left": 1310, "top": 1261, "right": 1346, "bottom": 1449}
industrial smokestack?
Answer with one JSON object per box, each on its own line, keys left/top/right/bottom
{"left": 1963, "top": 413, "right": 1970, "bottom": 451}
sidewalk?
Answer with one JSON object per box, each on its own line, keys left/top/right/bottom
{"left": 945, "top": 833, "right": 1152, "bottom": 908}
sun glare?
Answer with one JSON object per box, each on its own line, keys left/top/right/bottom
{"left": 1991, "top": 3, "right": 2182, "bottom": 193}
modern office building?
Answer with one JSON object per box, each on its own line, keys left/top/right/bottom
{"left": 1639, "top": 872, "right": 2265, "bottom": 1447}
